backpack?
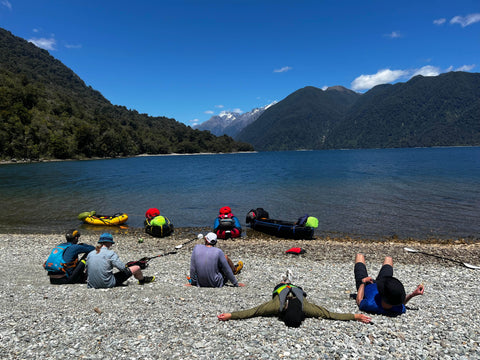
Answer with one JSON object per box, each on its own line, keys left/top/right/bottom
{"left": 218, "top": 214, "right": 235, "bottom": 229}
{"left": 246, "top": 208, "right": 270, "bottom": 223}
{"left": 44, "top": 243, "right": 73, "bottom": 275}
{"left": 296, "top": 214, "right": 309, "bottom": 226}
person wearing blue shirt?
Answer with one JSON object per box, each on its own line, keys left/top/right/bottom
{"left": 354, "top": 253, "right": 425, "bottom": 316}
{"left": 45, "top": 230, "right": 95, "bottom": 285}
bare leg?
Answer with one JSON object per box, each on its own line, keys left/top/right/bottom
{"left": 225, "top": 255, "right": 236, "bottom": 273}
{"left": 128, "top": 265, "right": 144, "bottom": 280}
{"left": 383, "top": 256, "right": 393, "bottom": 267}
{"left": 355, "top": 253, "right": 366, "bottom": 265}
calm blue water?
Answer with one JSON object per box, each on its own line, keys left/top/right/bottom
{"left": 1, "top": 147, "right": 479, "bottom": 239}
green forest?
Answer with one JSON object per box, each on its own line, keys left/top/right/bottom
{"left": 0, "top": 28, "right": 253, "bottom": 160}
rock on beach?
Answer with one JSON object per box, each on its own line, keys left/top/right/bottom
{"left": 0, "top": 230, "right": 479, "bottom": 359}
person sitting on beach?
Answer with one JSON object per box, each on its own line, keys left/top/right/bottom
{"left": 213, "top": 206, "right": 242, "bottom": 239}
{"left": 44, "top": 229, "right": 95, "bottom": 285}
{"left": 354, "top": 253, "right": 425, "bottom": 316}
{"left": 218, "top": 270, "right": 371, "bottom": 327}
{"left": 86, "top": 233, "right": 155, "bottom": 288}
{"left": 189, "top": 232, "right": 244, "bottom": 287}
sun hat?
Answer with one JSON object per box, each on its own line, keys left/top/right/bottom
{"left": 376, "top": 276, "right": 406, "bottom": 305}
{"left": 205, "top": 232, "right": 217, "bottom": 245}
{"left": 99, "top": 233, "right": 115, "bottom": 244}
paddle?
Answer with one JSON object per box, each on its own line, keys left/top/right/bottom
{"left": 126, "top": 251, "right": 178, "bottom": 268}
{"left": 175, "top": 233, "right": 204, "bottom": 249}
{"left": 404, "top": 247, "right": 480, "bottom": 270}
{"left": 126, "top": 234, "right": 203, "bottom": 269}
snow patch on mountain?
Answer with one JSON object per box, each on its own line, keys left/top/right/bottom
{"left": 194, "top": 102, "right": 276, "bottom": 137}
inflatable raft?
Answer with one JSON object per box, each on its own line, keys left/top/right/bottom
{"left": 246, "top": 208, "right": 316, "bottom": 240}
{"left": 78, "top": 211, "right": 128, "bottom": 226}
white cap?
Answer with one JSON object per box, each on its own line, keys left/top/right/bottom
{"left": 205, "top": 232, "right": 217, "bottom": 245}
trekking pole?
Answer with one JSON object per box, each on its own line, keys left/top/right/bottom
{"left": 404, "top": 247, "right": 480, "bottom": 270}
{"left": 175, "top": 233, "right": 204, "bottom": 250}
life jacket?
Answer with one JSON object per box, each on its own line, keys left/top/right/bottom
{"left": 272, "top": 284, "right": 307, "bottom": 311}
{"left": 44, "top": 243, "right": 76, "bottom": 276}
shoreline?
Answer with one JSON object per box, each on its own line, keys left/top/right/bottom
{"left": 0, "top": 151, "right": 258, "bottom": 166}
{"left": 1, "top": 225, "right": 478, "bottom": 245}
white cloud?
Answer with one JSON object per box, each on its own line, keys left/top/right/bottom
{"left": 456, "top": 64, "right": 476, "bottom": 71}
{"left": 190, "top": 119, "right": 200, "bottom": 126}
{"left": 1, "top": 0, "right": 12, "bottom": 10}
{"left": 411, "top": 65, "right": 440, "bottom": 77}
{"left": 385, "top": 31, "right": 402, "bottom": 38}
{"left": 232, "top": 108, "right": 242, "bottom": 114}
{"left": 274, "top": 66, "right": 292, "bottom": 73}
{"left": 215, "top": 105, "right": 224, "bottom": 109}
{"left": 28, "top": 37, "right": 56, "bottom": 50}
{"left": 351, "top": 69, "right": 408, "bottom": 91}
{"left": 433, "top": 18, "right": 446, "bottom": 25}
{"left": 204, "top": 110, "right": 214, "bottom": 114}
{"left": 450, "top": 13, "right": 480, "bottom": 27}
{"left": 351, "top": 64, "right": 476, "bottom": 92}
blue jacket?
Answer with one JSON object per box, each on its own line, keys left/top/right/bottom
{"left": 360, "top": 283, "right": 406, "bottom": 316}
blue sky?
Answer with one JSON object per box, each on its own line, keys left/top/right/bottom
{"left": 0, "top": 1, "right": 478, "bottom": 127}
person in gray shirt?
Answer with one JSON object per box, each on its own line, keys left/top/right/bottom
{"left": 86, "top": 233, "right": 155, "bottom": 288}
{"left": 189, "top": 232, "right": 244, "bottom": 288}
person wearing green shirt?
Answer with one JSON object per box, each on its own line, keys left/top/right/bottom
{"left": 218, "top": 281, "right": 371, "bottom": 327}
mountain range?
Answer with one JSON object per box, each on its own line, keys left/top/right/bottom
{"left": 0, "top": 28, "right": 253, "bottom": 160}
{"left": 2, "top": 26, "right": 479, "bottom": 157}
{"left": 233, "top": 72, "right": 480, "bottom": 151}
{"left": 194, "top": 102, "right": 276, "bottom": 137}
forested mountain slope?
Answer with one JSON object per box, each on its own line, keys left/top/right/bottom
{"left": 0, "top": 28, "right": 253, "bottom": 160}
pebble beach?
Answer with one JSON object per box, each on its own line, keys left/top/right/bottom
{"left": 1, "top": 228, "right": 479, "bottom": 360}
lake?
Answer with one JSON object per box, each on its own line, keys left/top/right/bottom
{"left": 1, "top": 147, "right": 479, "bottom": 240}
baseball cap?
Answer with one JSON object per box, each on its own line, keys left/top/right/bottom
{"left": 205, "top": 232, "right": 217, "bottom": 245}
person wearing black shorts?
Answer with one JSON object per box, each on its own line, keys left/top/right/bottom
{"left": 354, "top": 253, "right": 424, "bottom": 316}
{"left": 86, "top": 233, "right": 155, "bottom": 288}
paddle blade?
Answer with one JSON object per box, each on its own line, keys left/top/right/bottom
{"left": 464, "top": 263, "right": 480, "bottom": 270}
{"left": 404, "top": 247, "right": 419, "bottom": 253}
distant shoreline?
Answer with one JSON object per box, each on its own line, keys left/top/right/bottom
{"left": 0, "top": 151, "right": 258, "bottom": 166}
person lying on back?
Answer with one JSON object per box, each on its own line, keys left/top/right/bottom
{"left": 189, "top": 232, "right": 244, "bottom": 288}
{"left": 44, "top": 229, "right": 94, "bottom": 285}
{"left": 354, "top": 253, "right": 425, "bottom": 316}
{"left": 218, "top": 270, "right": 371, "bottom": 327}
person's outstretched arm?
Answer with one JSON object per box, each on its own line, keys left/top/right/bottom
{"left": 404, "top": 284, "right": 425, "bottom": 304}
{"left": 218, "top": 298, "right": 279, "bottom": 321}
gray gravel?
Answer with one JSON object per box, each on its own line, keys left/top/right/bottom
{"left": 1, "top": 231, "right": 479, "bottom": 359}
